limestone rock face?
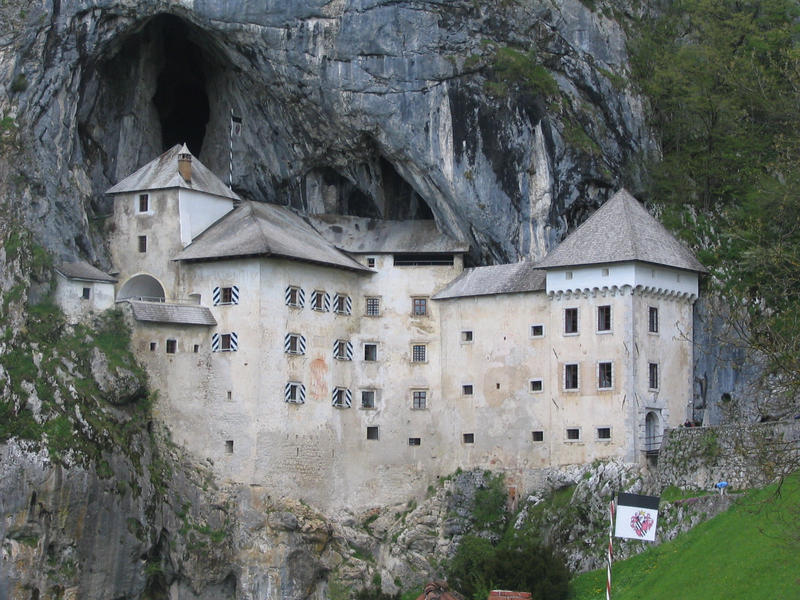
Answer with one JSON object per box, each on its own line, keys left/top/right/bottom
{"left": 0, "top": 0, "right": 655, "bottom": 266}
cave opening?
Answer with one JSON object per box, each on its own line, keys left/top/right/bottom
{"left": 150, "top": 15, "right": 211, "bottom": 155}
{"left": 379, "top": 157, "right": 433, "bottom": 220}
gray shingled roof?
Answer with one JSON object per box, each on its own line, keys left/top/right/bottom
{"left": 535, "top": 189, "right": 707, "bottom": 272}
{"left": 308, "top": 215, "right": 469, "bottom": 254}
{"left": 173, "top": 201, "right": 370, "bottom": 272}
{"left": 56, "top": 261, "right": 117, "bottom": 283}
{"left": 433, "top": 261, "right": 546, "bottom": 300}
{"left": 106, "top": 145, "right": 239, "bottom": 201}
{"left": 129, "top": 301, "right": 217, "bottom": 326}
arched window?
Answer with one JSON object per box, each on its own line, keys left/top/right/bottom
{"left": 117, "top": 274, "right": 166, "bottom": 302}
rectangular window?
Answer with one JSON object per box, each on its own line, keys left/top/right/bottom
{"left": 138, "top": 235, "right": 147, "bottom": 253}
{"left": 565, "top": 271, "right": 573, "bottom": 280}
{"left": 81, "top": 287, "right": 91, "bottom": 300}
{"left": 649, "top": 306, "right": 659, "bottom": 333}
{"left": 394, "top": 253, "right": 454, "bottom": 266}
{"left": 530, "top": 324, "right": 544, "bottom": 338}
{"left": 166, "top": 339, "right": 177, "bottom": 354}
{"left": 367, "top": 426, "right": 379, "bottom": 440}
{"left": 333, "top": 340, "right": 353, "bottom": 361}
{"left": 221, "top": 287, "right": 233, "bottom": 304}
{"left": 648, "top": 362, "right": 659, "bottom": 390}
{"left": 412, "top": 344, "right": 427, "bottom": 363}
{"left": 333, "top": 293, "right": 351, "bottom": 315}
{"left": 564, "top": 363, "right": 579, "bottom": 390}
{"left": 412, "top": 297, "right": 428, "bottom": 316}
{"left": 193, "top": 344, "right": 199, "bottom": 353}
{"left": 138, "top": 193, "right": 149, "bottom": 213}
{"left": 365, "top": 297, "right": 380, "bottom": 316}
{"left": 331, "top": 387, "right": 351, "bottom": 408}
{"left": 461, "top": 330, "right": 473, "bottom": 343}
{"left": 225, "top": 440, "right": 234, "bottom": 454}
{"left": 597, "top": 305, "right": 611, "bottom": 332}
{"left": 412, "top": 390, "right": 427, "bottom": 409}
{"left": 602, "top": 267, "right": 610, "bottom": 276}
{"left": 285, "top": 286, "right": 304, "bottom": 308}
{"left": 566, "top": 428, "right": 581, "bottom": 441}
{"left": 285, "top": 333, "right": 306, "bottom": 355}
{"left": 463, "top": 433, "right": 475, "bottom": 444}
{"left": 221, "top": 334, "right": 233, "bottom": 351}
{"left": 597, "top": 427, "right": 611, "bottom": 440}
{"left": 462, "top": 384, "right": 473, "bottom": 396}
{"left": 149, "top": 342, "right": 157, "bottom": 352}
{"left": 564, "top": 308, "right": 578, "bottom": 334}
{"left": 285, "top": 382, "right": 306, "bottom": 404}
{"left": 367, "top": 257, "right": 376, "bottom": 268}
{"left": 408, "top": 437, "right": 421, "bottom": 446}
{"left": 532, "top": 430, "right": 544, "bottom": 442}
{"left": 598, "top": 362, "right": 613, "bottom": 389}
{"left": 311, "top": 290, "right": 328, "bottom": 311}
{"left": 530, "top": 379, "right": 543, "bottom": 393}
{"left": 364, "top": 343, "right": 378, "bottom": 362}
{"left": 361, "top": 390, "right": 376, "bottom": 409}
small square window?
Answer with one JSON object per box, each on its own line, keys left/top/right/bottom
{"left": 334, "top": 294, "right": 351, "bottom": 314}
{"left": 412, "top": 344, "right": 427, "bottom": 363}
{"left": 367, "top": 257, "right": 376, "bottom": 268}
{"left": 193, "top": 344, "right": 199, "bottom": 353}
{"left": 81, "top": 287, "right": 91, "bottom": 300}
{"left": 566, "top": 428, "right": 581, "bottom": 441}
{"left": 138, "top": 235, "right": 147, "bottom": 253}
{"left": 649, "top": 306, "right": 659, "bottom": 333}
{"left": 462, "top": 384, "right": 473, "bottom": 396}
{"left": 597, "top": 427, "right": 611, "bottom": 440}
{"left": 225, "top": 440, "right": 234, "bottom": 454}
{"left": 564, "top": 363, "right": 579, "bottom": 390}
{"left": 286, "top": 334, "right": 304, "bottom": 355}
{"left": 365, "top": 297, "right": 381, "bottom": 316}
{"left": 412, "top": 390, "right": 427, "bottom": 409}
{"left": 285, "top": 382, "right": 305, "bottom": 404}
{"left": 286, "top": 286, "right": 303, "bottom": 307}
{"left": 598, "top": 362, "right": 613, "bottom": 389}
{"left": 334, "top": 340, "right": 350, "bottom": 360}
{"left": 312, "top": 290, "right": 327, "bottom": 311}
{"left": 364, "top": 343, "right": 378, "bottom": 362}
{"left": 367, "top": 426, "right": 379, "bottom": 440}
{"left": 565, "top": 271, "right": 573, "bottom": 280}
{"left": 463, "top": 433, "right": 475, "bottom": 444}
{"left": 648, "top": 362, "right": 659, "bottom": 390}
{"left": 461, "top": 330, "right": 473, "bottom": 343}
{"left": 597, "top": 305, "right": 611, "bottom": 332}
{"left": 220, "top": 334, "right": 233, "bottom": 351}
{"left": 166, "top": 339, "right": 177, "bottom": 354}
{"left": 602, "top": 267, "right": 609, "bottom": 276}
{"left": 408, "top": 437, "right": 421, "bottom": 446}
{"left": 532, "top": 430, "right": 544, "bottom": 442}
{"left": 361, "top": 390, "right": 376, "bottom": 409}
{"left": 220, "top": 287, "right": 234, "bottom": 304}
{"left": 564, "top": 308, "right": 578, "bottom": 334}
{"left": 138, "top": 193, "right": 149, "bottom": 213}
{"left": 332, "top": 387, "right": 351, "bottom": 408}
{"left": 149, "top": 342, "right": 157, "bottom": 352}
{"left": 412, "top": 298, "right": 428, "bottom": 317}
{"left": 530, "top": 324, "right": 544, "bottom": 338}
{"left": 530, "top": 379, "right": 543, "bottom": 393}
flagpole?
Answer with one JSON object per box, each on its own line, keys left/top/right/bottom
{"left": 607, "top": 498, "right": 615, "bottom": 600}
{"left": 229, "top": 108, "right": 234, "bottom": 190}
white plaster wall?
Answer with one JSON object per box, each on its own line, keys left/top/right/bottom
{"left": 546, "top": 262, "right": 698, "bottom": 298}
{"left": 177, "top": 189, "right": 234, "bottom": 247}
{"left": 54, "top": 276, "right": 116, "bottom": 324}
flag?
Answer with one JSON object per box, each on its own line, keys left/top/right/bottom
{"left": 231, "top": 115, "right": 242, "bottom": 136}
{"left": 615, "top": 493, "right": 660, "bottom": 542}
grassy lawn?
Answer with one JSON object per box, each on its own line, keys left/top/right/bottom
{"left": 571, "top": 473, "right": 800, "bottom": 600}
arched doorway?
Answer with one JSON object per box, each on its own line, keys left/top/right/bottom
{"left": 117, "top": 274, "right": 166, "bottom": 302}
{"left": 645, "top": 411, "right": 661, "bottom": 452}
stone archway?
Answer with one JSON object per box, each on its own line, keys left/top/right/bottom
{"left": 117, "top": 274, "right": 165, "bottom": 302}
{"left": 645, "top": 411, "right": 661, "bottom": 452}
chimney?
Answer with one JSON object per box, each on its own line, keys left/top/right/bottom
{"left": 178, "top": 143, "right": 192, "bottom": 182}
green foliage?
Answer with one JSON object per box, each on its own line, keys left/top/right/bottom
{"left": 485, "top": 46, "right": 559, "bottom": 100}
{"left": 472, "top": 473, "right": 507, "bottom": 534}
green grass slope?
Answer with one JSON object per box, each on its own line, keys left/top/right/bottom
{"left": 572, "top": 473, "right": 800, "bottom": 600}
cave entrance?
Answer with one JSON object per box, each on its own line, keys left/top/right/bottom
{"left": 150, "top": 15, "right": 211, "bottom": 155}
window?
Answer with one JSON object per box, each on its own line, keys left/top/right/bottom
{"left": 598, "top": 362, "right": 613, "bottom": 389}
{"left": 365, "top": 296, "right": 380, "bottom": 316}
{"left": 648, "top": 363, "right": 659, "bottom": 390}
{"left": 408, "top": 437, "right": 421, "bottom": 446}
{"left": 564, "top": 308, "right": 578, "bottom": 334}
{"left": 361, "top": 390, "right": 376, "bottom": 409}
{"left": 81, "top": 287, "right": 91, "bottom": 300}
{"left": 333, "top": 293, "right": 352, "bottom": 315}
{"left": 138, "top": 193, "right": 149, "bottom": 213}
{"left": 331, "top": 387, "right": 352, "bottom": 408}
{"left": 461, "top": 330, "right": 473, "bottom": 343}
{"left": 462, "top": 384, "right": 473, "bottom": 396}
{"left": 149, "top": 342, "right": 157, "bottom": 352}
{"left": 284, "top": 382, "right": 306, "bottom": 404}
{"left": 597, "top": 427, "right": 611, "bottom": 440}
{"left": 530, "top": 324, "right": 544, "bottom": 338}
{"left": 530, "top": 379, "right": 543, "bottom": 393}
{"left": 284, "top": 333, "right": 306, "bottom": 355}
{"left": 412, "top": 298, "right": 428, "bottom": 316}
{"left": 212, "top": 332, "right": 238, "bottom": 352}
{"left": 311, "top": 290, "right": 329, "bottom": 312}
{"left": 285, "top": 286, "right": 305, "bottom": 308}
{"left": 412, "top": 390, "right": 427, "bottom": 409}
{"left": 367, "top": 426, "right": 379, "bottom": 440}
{"left": 412, "top": 344, "right": 427, "bottom": 363}
{"left": 333, "top": 339, "right": 353, "bottom": 361}
{"left": 193, "top": 344, "right": 199, "bottom": 353}
{"left": 532, "top": 430, "right": 544, "bottom": 442}
{"left": 367, "top": 257, "right": 376, "bottom": 268}
{"left": 225, "top": 440, "right": 234, "bottom": 454}
{"left": 602, "top": 267, "right": 609, "bottom": 276}
{"left": 463, "top": 433, "right": 475, "bottom": 444}
{"left": 597, "top": 305, "right": 611, "bottom": 332}
{"left": 566, "top": 428, "right": 581, "bottom": 441}
{"left": 166, "top": 339, "right": 177, "bottom": 354}
{"left": 564, "top": 363, "right": 579, "bottom": 390}
{"left": 565, "top": 271, "right": 573, "bottom": 280}
{"left": 394, "top": 253, "right": 454, "bottom": 266}
{"left": 138, "top": 235, "right": 147, "bottom": 253}
{"left": 364, "top": 343, "right": 378, "bottom": 362}
{"left": 649, "top": 306, "right": 659, "bottom": 333}
{"left": 214, "top": 285, "right": 239, "bottom": 306}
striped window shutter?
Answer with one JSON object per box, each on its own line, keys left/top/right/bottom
{"left": 345, "top": 341, "right": 353, "bottom": 360}
{"left": 211, "top": 333, "right": 220, "bottom": 352}
{"left": 299, "top": 335, "right": 307, "bottom": 354}
{"left": 297, "top": 288, "right": 305, "bottom": 307}
{"left": 212, "top": 287, "right": 221, "bottom": 306}
{"left": 344, "top": 388, "right": 352, "bottom": 407}
{"left": 323, "top": 292, "right": 331, "bottom": 312}
{"left": 231, "top": 285, "right": 239, "bottom": 304}
{"left": 333, "top": 339, "right": 340, "bottom": 358}
{"left": 230, "top": 332, "right": 238, "bottom": 351}
{"left": 345, "top": 295, "right": 352, "bottom": 315}
{"left": 284, "top": 334, "right": 293, "bottom": 353}
{"left": 311, "top": 290, "right": 319, "bottom": 309}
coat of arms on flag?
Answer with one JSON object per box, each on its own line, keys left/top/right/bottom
{"left": 614, "top": 493, "right": 660, "bottom": 542}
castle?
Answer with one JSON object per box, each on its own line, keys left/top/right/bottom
{"left": 60, "top": 145, "right": 705, "bottom": 510}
